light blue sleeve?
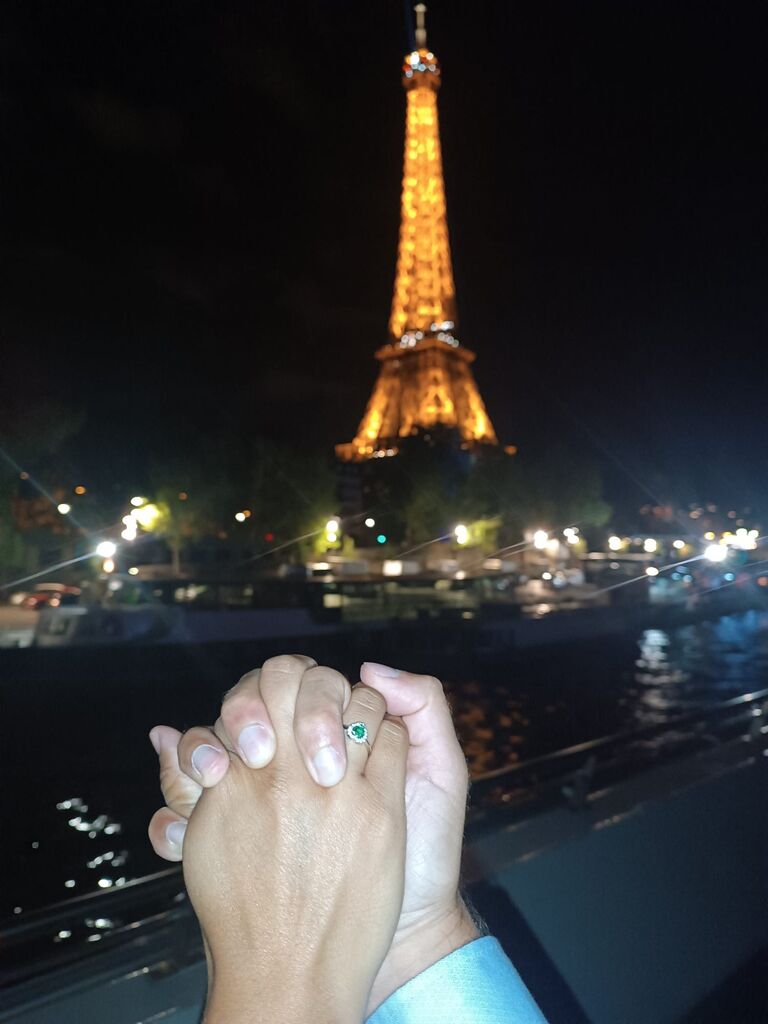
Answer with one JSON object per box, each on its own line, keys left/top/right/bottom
{"left": 366, "top": 936, "right": 549, "bottom": 1024}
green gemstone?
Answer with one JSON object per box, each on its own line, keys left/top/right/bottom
{"left": 349, "top": 722, "right": 367, "bottom": 741}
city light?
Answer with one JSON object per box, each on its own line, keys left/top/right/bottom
{"left": 57, "top": 503, "right": 71, "bottom": 515}
{"left": 132, "top": 503, "right": 160, "bottom": 529}
{"left": 364, "top": 518, "right": 376, "bottom": 527}
{"left": 325, "top": 519, "right": 340, "bottom": 533}
{"left": 235, "top": 512, "right": 246, "bottom": 523}
{"left": 729, "top": 528, "right": 758, "bottom": 551}
{"left": 95, "top": 541, "right": 117, "bottom": 558}
{"left": 454, "top": 523, "right": 469, "bottom": 545}
{"left": 705, "top": 544, "right": 727, "bottom": 562}
{"left": 376, "top": 534, "right": 387, "bottom": 544}
{"left": 608, "top": 536, "right": 623, "bottom": 551}
{"left": 102, "top": 558, "right": 115, "bottom": 574}
{"left": 704, "top": 531, "right": 715, "bottom": 541}
{"left": 128, "top": 567, "right": 139, "bottom": 576}
{"left": 643, "top": 538, "right": 658, "bottom": 553}
{"left": 533, "top": 530, "right": 548, "bottom": 550}
{"left": 130, "top": 496, "right": 146, "bottom": 507}
{"left": 74, "top": 485, "right": 86, "bottom": 495}
{"left": 673, "top": 540, "right": 685, "bottom": 550}
{"left": 645, "top": 566, "right": 660, "bottom": 577}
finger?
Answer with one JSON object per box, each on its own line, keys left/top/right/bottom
{"left": 359, "top": 663, "right": 467, "bottom": 789}
{"left": 343, "top": 683, "right": 387, "bottom": 774}
{"left": 219, "top": 668, "right": 277, "bottom": 768}
{"left": 256, "top": 654, "right": 317, "bottom": 756}
{"left": 150, "top": 725, "right": 204, "bottom": 817}
{"left": 148, "top": 806, "right": 188, "bottom": 862}
{"left": 293, "top": 665, "right": 352, "bottom": 787}
{"left": 177, "top": 725, "right": 232, "bottom": 787}
{"left": 364, "top": 714, "right": 409, "bottom": 802}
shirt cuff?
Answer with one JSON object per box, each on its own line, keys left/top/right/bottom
{"left": 366, "top": 936, "right": 549, "bottom": 1024}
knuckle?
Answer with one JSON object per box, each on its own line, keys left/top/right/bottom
{"left": 222, "top": 692, "right": 264, "bottom": 730}
{"left": 378, "top": 718, "right": 408, "bottom": 745}
{"left": 232, "top": 668, "right": 260, "bottom": 691}
{"left": 221, "top": 670, "right": 260, "bottom": 711}
{"left": 423, "top": 674, "right": 445, "bottom": 698}
{"left": 304, "top": 665, "right": 349, "bottom": 696}
{"left": 353, "top": 685, "right": 387, "bottom": 716}
{"left": 263, "top": 653, "right": 315, "bottom": 676}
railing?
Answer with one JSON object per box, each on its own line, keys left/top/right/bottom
{"left": 467, "top": 686, "right": 768, "bottom": 828}
{"left": 3, "top": 687, "right": 767, "bottom": 995}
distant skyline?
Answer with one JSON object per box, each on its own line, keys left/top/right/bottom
{"left": 2, "top": 1, "right": 767, "bottom": 513}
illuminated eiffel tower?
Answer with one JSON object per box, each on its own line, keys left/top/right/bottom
{"left": 337, "top": 5, "right": 504, "bottom": 463}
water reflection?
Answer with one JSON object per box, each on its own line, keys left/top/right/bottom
{"left": 55, "top": 797, "right": 128, "bottom": 895}
{"left": 624, "top": 612, "right": 768, "bottom": 732}
{"left": 630, "top": 628, "right": 693, "bottom": 726}
{"left": 6, "top": 610, "right": 768, "bottom": 923}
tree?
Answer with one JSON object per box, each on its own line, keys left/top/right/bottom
{"left": 145, "top": 436, "right": 340, "bottom": 573}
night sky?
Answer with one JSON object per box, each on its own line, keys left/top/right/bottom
{"left": 2, "top": 1, "right": 767, "bottom": 513}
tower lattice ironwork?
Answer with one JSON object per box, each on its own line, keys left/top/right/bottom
{"left": 337, "top": 5, "right": 500, "bottom": 463}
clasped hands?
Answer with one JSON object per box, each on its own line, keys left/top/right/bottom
{"left": 148, "top": 656, "right": 479, "bottom": 1023}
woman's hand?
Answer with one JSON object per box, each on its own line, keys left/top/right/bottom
{"left": 181, "top": 657, "right": 408, "bottom": 1024}
{"left": 149, "top": 655, "right": 478, "bottom": 1015}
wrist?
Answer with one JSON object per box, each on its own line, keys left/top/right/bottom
{"left": 204, "top": 948, "right": 369, "bottom": 1024}
{"left": 206, "top": 978, "right": 364, "bottom": 1024}
{"left": 366, "top": 897, "right": 480, "bottom": 1016}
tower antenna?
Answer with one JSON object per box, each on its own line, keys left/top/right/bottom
{"left": 414, "top": 4, "right": 427, "bottom": 49}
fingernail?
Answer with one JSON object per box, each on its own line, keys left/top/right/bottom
{"left": 238, "top": 724, "right": 275, "bottom": 767}
{"left": 166, "top": 821, "right": 187, "bottom": 849}
{"left": 148, "top": 728, "right": 161, "bottom": 754}
{"left": 311, "top": 745, "right": 345, "bottom": 787}
{"left": 363, "top": 662, "right": 401, "bottom": 678}
{"left": 191, "top": 744, "right": 221, "bottom": 779}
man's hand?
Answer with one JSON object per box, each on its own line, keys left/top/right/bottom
{"left": 148, "top": 656, "right": 478, "bottom": 1014}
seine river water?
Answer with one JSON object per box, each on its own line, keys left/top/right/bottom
{"left": 3, "top": 607, "right": 768, "bottom": 921}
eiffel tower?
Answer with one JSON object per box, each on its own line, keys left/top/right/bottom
{"left": 337, "top": 5, "right": 505, "bottom": 464}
